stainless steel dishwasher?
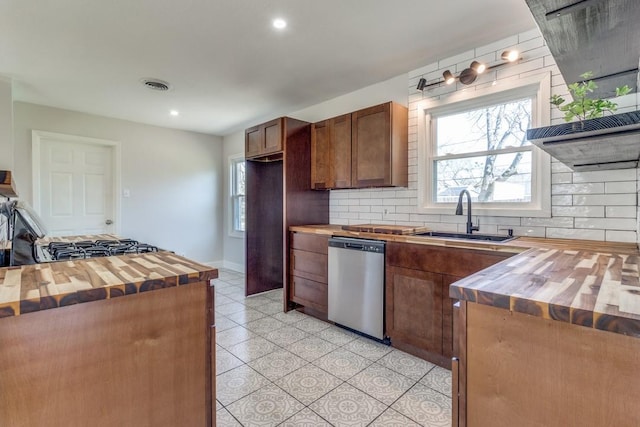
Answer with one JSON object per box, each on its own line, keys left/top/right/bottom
{"left": 328, "top": 237, "right": 385, "bottom": 341}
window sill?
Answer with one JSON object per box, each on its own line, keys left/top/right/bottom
{"left": 228, "top": 231, "right": 245, "bottom": 239}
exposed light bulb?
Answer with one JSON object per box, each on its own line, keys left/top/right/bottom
{"left": 502, "top": 50, "right": 519, "bottom": 62}
{"left": 443, "top": 70, "right": 455, "bottom": 85}
{"left": 170, "top": 110, "right": 179, "bottom": 116}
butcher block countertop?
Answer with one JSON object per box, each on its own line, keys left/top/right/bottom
{"left": 291, "top": 224, "right": 640, "bottom": 337}
{"left": 0, "top": 251, "right": 218, "bottom": 318}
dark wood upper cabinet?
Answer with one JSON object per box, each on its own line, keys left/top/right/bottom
{"left": 311, "top": 114, "right": 352, "bottom": 190}
{"left": 352, "top": 102, "right": 407, "bottom": 188}
{"left": 310, "top": 102, "right": 407, "bottom": 190}
{"left": 245, "top": 118, "right": 283, "bottom": 159}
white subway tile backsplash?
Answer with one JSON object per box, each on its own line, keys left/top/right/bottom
{"left": 328, "top": 28, "right": 637, "bottom": 244}
{"left": 573, "top": 169, "right": 636, "bottom": 183}
{"left": 573, "top": 194, "right": 637, "bottom": 206}
{"left": 551, "top": 195, "right": 573, "bottom": 206}
{"left": 552, "top": 206, "right": 604, "bottom": 218}
{"left": 551, "top": 173, "right": 572, "bottom": 184}
{"left": 574, "top": 218, "right": 636, "bottom": 231}
{"left": 606, "top": 230, "right": 637, "bottom": 243}
{"left": 546, "top": 228, "right": 605, "bottom": 241}
{"left": 521, "top": 217, "right": 574, "bottom": 228}
{"left": 551, "top": 183, "right": 605, "bottom": 195}
{"left": 606, "top": 206, "right": 637, "bottom": 218}
{"left": 605, "top": 181, "right": 637, "bottom": 194}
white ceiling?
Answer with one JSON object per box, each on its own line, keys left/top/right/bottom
{"left": 1, "top": 1, "right": 536, "bottom": 136}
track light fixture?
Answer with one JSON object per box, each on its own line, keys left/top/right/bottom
{"left": 443, "top": 70, "right": 455, "bottom": 85}
{"left": 416, "top": 49, "right": 521, "bottom": 91}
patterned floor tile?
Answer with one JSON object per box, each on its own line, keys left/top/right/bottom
{"left": 309, "top": 383, "right": 387, "bottom": 427}
{"left": 420, "top": 366, "right": 452, "bottom": 397}
{"left": 343, "top": 338, "right": 392, "bottom": 361}
{"left": 286, "top": 336, "right": 338, "bottom": 362}
{"left": 244, "top": 316, "right": 286, "bottom": 335}
{"left": 226, "top": 336, "right": 278, "bottom": 363}
{"left": 263, "top": 326, "right": 309, "bottom": 347}
{"left": 215, "top": 301, "right": 247, "bottom": 316}
{"left": 226, "top": 308, "right": 267, "bottom": 325}
{"left": 314, "top": 326, "right": 359, "bottom": 346}
{"left": 216, "top": 399, "right": 223, "bottom": 411}
{"left": 225, "top": 289, "right": 248, "bottom": 301}
{"left": 280, "top": 408, "right": 332, "bottom": 426}
{"left": 368, "top": 408, "right": 421, "bottom": 426}
{"left": 242, "top": 295, "right": 273, "bottom": 308}
{"left": 347, "top": 363, "right": 415, "bottom": 405}
{"left": 254, "top": 300, "right": 284, "bottom": 315}
{"left": 216, "top": 345, "right": 245, "bottom": 375}
{"left": 274, "top": 364, "right": 343, "bottom": 405}
{"left": 217, "top": 285, "right": 245, "bottom": 296}
{"left": 312, "top": 348, "right": 372, "bottom": 381}
{"left": 216, "top": 365, "right": 270, "bottom": 406}
{"left": 377, "top": 349, "right": 436, "bottom": 381}
{"left": 271, "top": 310, "right": 307, "bottom": 324}
{"left": 295, "top": 316, "right": 332, "bottom": 333}
{"left": 391, "top": 383, "right": 452, "bottom": 427}
{"left": 248, "top": 349, "right": 308, "bottom": 381}
{"left": 263, "top": 288, "right": 283, "bottom": 302}
{"left": 215, "top": 315, "right": 239, "bottom": 332}
{"left": 225, "top": 277, "right": 245, "bottom": 286}
{"left": 215, "top": 294, "right": 235, "bottom": 306}
{"left": 226, "top": 383, "right": 304, "bottom": 426}
{"left": 216, "top": 326, "right": 258, "bottom": 349}
{"left": 216, "top": 407, "right": 242, "bottom": 426}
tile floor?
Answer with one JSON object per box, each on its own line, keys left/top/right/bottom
{"left": 214, "top": 269, "right": 452, "bottom": 427}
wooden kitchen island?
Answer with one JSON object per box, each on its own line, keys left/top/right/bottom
{"left": 0, "top": 251, "right": 217, "bottom": 427}
{"left": 450, "top": 245, "right": 640, "bottom": 427}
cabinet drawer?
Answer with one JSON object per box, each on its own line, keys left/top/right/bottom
{"left": 291, "top": 249, "right": 327, "bottom": 283}
{"left": 291, "top": 232, "right": 329, "bottom": 254}
{"left": 291, "top": 276, "right": 327, "bottom": 313}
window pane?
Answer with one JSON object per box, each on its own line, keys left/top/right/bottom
{"left": 235, "top": 161, "right": 245, "bottom": 195}
{"left": 436, "top": 98, "right": 531, "bottom": 156}
{"left": 434, "top": 151, "right": 532, "bottom": 203}
{"left": 233, "top": 195, "right": 246, "bottom": 232}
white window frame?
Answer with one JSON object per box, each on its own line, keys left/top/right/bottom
{"left": 229, "top": 153, "right": 245, "bottom": 238}
{"left": 417, "top": 72, "right": 552, "bottom": 217}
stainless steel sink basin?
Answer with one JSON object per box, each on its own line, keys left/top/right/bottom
{"left": 415, "top": 231, "right": 515, "bottom": 242}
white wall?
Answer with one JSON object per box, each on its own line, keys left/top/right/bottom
{"left": 221, "top": 131, "right": 245, "bottom": 271}
{"left": 0, "top": 78, "right": 13, "bottom": 170}
{"left": 13, "top": 102, "right": 224, "bottom": 264}
{"left": 329, "top": 29, "right": 638, "bottom": 243}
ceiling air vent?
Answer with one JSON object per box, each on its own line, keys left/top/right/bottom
{"left": 140, "top": 78, "right": 171, "bottom": 91}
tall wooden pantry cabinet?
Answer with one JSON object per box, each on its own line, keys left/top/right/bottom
{"left": 245, "top": 117, "right": 329, "bottom": 304}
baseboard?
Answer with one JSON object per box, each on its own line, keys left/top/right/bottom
{"left": 204, "top": 260, "right": 245, "bottom": 273}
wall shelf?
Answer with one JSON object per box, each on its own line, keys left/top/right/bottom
{"left": 527, "top": 111, "right": 640, "bottom": 171}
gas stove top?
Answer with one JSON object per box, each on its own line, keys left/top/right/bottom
{"left": 38, "top": 239, "right": 159, "bottom": 262}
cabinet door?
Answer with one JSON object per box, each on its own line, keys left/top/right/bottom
{"left": 332, "top": 114, "right": 352, "bottom": 188}
{"left": 352, "top": 102, "right": 391, "bottom": 187}
{"left": 386, "top": 265, "right": 443, "bottom": 354}
{"left": 245, "top": 125, "right": 262, "bottom": 158}
{"left": 263, "top": 119, "right": 282, "bottom": 155}
{"left": 291, "top": 249, "right": 328, "bottom": 283}
{"left": 311, "top": 120, "right": 331, "bottom": 189}
{"left": 442, "top": 274, "right": 462, "bottom": 359}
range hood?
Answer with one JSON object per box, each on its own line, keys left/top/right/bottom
{"left": 525, "top": 0, "right": 640, "bottom": 98}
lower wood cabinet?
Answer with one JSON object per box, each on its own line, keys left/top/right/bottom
{"left": 385, "top": 242, "right": 511, "bottom": 368}
{"left": 288, "top": 232, "right": 329, "bottom": 317}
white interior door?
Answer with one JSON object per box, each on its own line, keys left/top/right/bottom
{"left": 33, "top": 132, "right": 119, "bottom": 237}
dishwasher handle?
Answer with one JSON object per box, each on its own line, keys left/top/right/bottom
{"left": 345, "top": 242, "right": 364, "bottom": 250}
{"left": 328, "top": 237, "right": 385, "bottom": 253}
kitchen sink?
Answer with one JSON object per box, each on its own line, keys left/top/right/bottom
{"left": 415, "top": 231, "right": 515, "bottom": 242}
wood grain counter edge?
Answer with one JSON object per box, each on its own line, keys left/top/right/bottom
{"left": 0, "top": 252, "right": 218, "bottom": 319}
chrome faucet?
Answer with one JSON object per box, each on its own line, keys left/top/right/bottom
{"left": 456, "top": 190, "right": 479, "bottom": 234}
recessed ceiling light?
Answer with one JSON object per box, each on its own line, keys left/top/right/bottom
{"left": 170, "top": 110, "right": 179, "bottom": 116}
{"left": 273, "top": 18, "right": 287, "bottom": 29}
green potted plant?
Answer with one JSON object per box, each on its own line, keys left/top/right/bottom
{"left": 527, "top": 72, "right": 640, "bottom": 171}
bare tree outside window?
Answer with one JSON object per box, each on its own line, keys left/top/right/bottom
{"left": 433, "top": 98, "right": 532, "bottom": 204}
